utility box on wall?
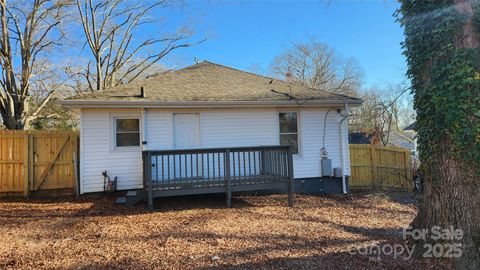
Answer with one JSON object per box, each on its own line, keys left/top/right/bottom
{"left": 333, "top": 167, "right": 342, "bottom": 178}
{"left": 321, "top": 158, "right": 332, "bottom": 177}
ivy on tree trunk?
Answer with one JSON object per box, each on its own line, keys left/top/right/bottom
{"left": 397, "top": 0, "right": 480, "bottom": 269}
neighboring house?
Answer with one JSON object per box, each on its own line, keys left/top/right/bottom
{"left": 403, "top": 122, "right": 417, "bottom": 155}
{"left": 348, "top": 132, "right": 373, "bottom": 144}
{"left": 388, "top": 131, "right": 415, "bottom": 152}
{"left": 61, "top": 61, "right": 362, "bottom": 206}
{"left": 349, "top": 130, "right": 415, "bottom": 152}
{"left": 403, "top": 121, "right": 416, "bottom": 132}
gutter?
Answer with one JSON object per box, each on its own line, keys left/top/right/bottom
{"left": 339, "top": 103, "right": 349, "bottom": 194}
{"left": 59, "top": 99, "right": 363, "bottom": 108}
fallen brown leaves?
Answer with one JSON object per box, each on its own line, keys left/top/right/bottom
{"left": 0, "top": 193, "right": 451, "bottom": 269}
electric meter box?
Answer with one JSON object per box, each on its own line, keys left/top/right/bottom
{"left": 321, "top": 158, "right": 332, "bottom": 176}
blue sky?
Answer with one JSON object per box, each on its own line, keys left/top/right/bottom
{"left": 156, "top": 0, "right": 406, "bottom": 88}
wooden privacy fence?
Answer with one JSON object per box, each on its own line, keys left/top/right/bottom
{"left": 0, "top": 130, "right": 79, "bottom": 197}
{"left": 349, "top": 144, "right": 413, "bottom": 191}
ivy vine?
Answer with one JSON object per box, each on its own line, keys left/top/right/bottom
{"left": 474, "top": 3, "right": 480, "bottom": 31}
{"left": 396, "top": 1, "right": 480, "bottom": 179}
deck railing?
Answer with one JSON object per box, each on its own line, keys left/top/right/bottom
{"left": 142, "top": 145, "right": 294, "bottom": 209}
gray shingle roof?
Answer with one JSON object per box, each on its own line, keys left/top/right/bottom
{"left": 403, "top": 122, "right": 416, "bottom": 131}
{"left": 63, "top": 61, "right": 362, "bottom": 106}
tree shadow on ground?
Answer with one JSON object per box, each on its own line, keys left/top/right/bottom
{"left": 0, "top": 192, "right": 446, "bottom": 270}
{"left": 176, "top": 221, "right": 448, "bottom": 270}
{"left": 0, "top": 191, "right": 416, "bottom": 225}
{"left": 0, "top": 193, "right": 275, "bottom": 227}
{"left": 350, "top": 189, "right": 420, "bottom": 206}
{"left": 0, "top": 196, "right": 150, "bottom": 228}
{"left": 195, "top": 251, "right": 451, "bottom": 270}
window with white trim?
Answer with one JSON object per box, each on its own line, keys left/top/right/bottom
{"left": 279, "top": 112, "right": 299, "bottom": 154}
{"left": 115, "top": 118, "right": 140, "bottom": 147}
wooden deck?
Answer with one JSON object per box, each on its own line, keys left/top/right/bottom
{"left": 143, "top": 146, "right": 294, "bottom": 209}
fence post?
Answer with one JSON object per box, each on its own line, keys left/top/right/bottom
{"left": 225, "top": 149, "right": 232, "bottom": 208}
{"left": 404, "top": 150, "right": 412, "bottom": 191}
{"left": 28, "top": 134, "right": 34, "bottom": 191}
{"left": 287, "top": 146, "right": 294, "bottom": 207}
{"left": 71, "top": 133, "right": 80, "bottom": 197}
{"left": 23, "top": 132, "right": 29, "bottom": 198}
{"left": 370, "top": 145, "right": 377, "bottom": 189}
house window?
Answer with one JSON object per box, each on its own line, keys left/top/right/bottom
{"left": 115, "top": 118, "right": 140, "bottom": 147}
{"left": 279, "top": 112, "right": 299, "bottom": 154}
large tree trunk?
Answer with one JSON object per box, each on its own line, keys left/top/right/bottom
{"left": 0, "top": 102, "right": 26, "bottom": 130}
{"left": 0, "top": 0, "right": 25, "bottom": 130}
{"left": 412, "top": 142, "right": 480, "bottom": 269}
{"left": 0, "top": 0, "right": 62, "bottom": 130}
{"left": 408, "top": 1, "right": 480, "bottom": 269}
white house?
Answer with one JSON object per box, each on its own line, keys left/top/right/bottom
{"left": 61, "top": 61, "right": 362, "bottom": 205}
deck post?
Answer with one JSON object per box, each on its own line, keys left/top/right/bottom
{"left": 142, "top": 152, "right": 148, "bottom": 202}
{"left": 260, "top": 148, "right": 265, "bottom": 175}
{"left": 225, "top": 148, "right": 232, "bottom": 208}
{"left": 145, "top": 152, "right": 154, "bottom": 210}
{"left": 142, "top": 152, "right": 146, "bottom": 200}
{"left": 287, "top": 146, "right": 295, "bottom": 207}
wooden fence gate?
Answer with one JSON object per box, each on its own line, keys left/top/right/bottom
{"left": 0, "top": 130, "right": 79, "bottom": 197}
{"left": 349, "top": 144, "right": 413, "bottom": 191}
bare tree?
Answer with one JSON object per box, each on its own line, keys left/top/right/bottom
{"left": 271, "top": 40, "right": 363, "bottom": 96}
{"left": 28, "top": 62, "right": 80, "bottom": 130}
{"left": 0, "top": 0, "right": 68, "bottom": 130}
{"left": 76, "top": 0, "right": 200, "bottom": 91}
{"left": 349, "top": 84, "right": 413, "bottom": 145}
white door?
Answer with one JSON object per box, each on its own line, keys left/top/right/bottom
{"left": 174, "top": 114, "right": 199, "bottom": 149}
{"left": 173, "top": 114, "right": 200, "bottom": 179}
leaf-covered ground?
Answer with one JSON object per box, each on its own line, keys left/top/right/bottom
{"left": 0, "top": 193, "right": 450, "bottom": 269}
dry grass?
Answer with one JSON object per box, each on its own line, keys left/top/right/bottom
{"left": 0, "top": 193, "right": 450, "bottom": 269}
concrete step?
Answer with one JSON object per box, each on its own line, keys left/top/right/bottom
{"left": 125, "top": 190, "right": 144, "bottom": 206}
{"left": 115, "top": 197, "right": 126, "bottom": 204}
{"left": 126, "top": 190, "right": 137, "bottom": 197}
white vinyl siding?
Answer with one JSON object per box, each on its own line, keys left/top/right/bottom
{"left": 292, "top": 109, "right": 350, "bottom": 178}
{"left": 200, "top": 109, "right": 278, "bottom": 147}
{"left": 79, "top": 107, "right": 351, "bottom": 193}
{"left": 80, "top": 109, "right": 142, "bottom": 193}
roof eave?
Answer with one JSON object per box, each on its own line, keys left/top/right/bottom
{"left": 59, "top": 99, "right": 363, "bottom": 108}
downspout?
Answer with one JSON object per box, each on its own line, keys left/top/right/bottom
{"left": 140, "top": 87, "right": 147, "bottom": 151}
{"left": 141, "top": 108, "right": 147, "bottom": 150}
{"left": 338, "top": 103, "right": 348, "bottom": 194}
